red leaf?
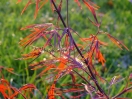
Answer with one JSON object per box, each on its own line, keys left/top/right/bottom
{"left": 48, "top": 84, "right": 55, "bottom": 99}
{"left": 0, "top": 84, "right": 9, "bottom": 99}
{"left": 70, "top": 73, "right": 76, "bottom": 84}
{"left": 19, "top": 23, "right": 52, "bottom": 48}
{"left": 83, "top": 0, "right": 99, "bottom": 24}
{"left": 107, "top": 34, "right": 129, "bottom": 51}
{"left": 37, "top": 64, "right": 55, "bottom": 77}
{"left": 74, "top": 0, "right": 82, "bottom": 9}
{"left": 34, "top": 0, "right": 39, "bottom": 19}
{"left": 21, "top": 0, "right": 32, "bottom": 15}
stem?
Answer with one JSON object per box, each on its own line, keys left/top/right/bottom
{"left": 112, "top": 86, "right": 132, "bottom": 99}
{"left": 51, "top": 0, "right": 109, "bottom": 98}
{"left": 66, "top": 0, "right": 69, "bottom": 27}
{"left": 73, "top": 70, "right": 91, "bottom": 86}
{"left": 52, "top": 0, "right": 66, "bottom": 27}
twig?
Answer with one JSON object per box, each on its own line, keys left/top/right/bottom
{"left": 112, "top": 86, "right": 132, "bottom": 99}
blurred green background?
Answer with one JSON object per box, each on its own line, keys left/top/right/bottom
{"left": 0, "top": 0, "right": 132, "bottom": 98}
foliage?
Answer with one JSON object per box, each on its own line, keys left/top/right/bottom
{"left": 0, "top": 66, "right": 38, "bottom": 99}
{"left": 0, "top": 0, "right": 132, "bottom": 99}
{"left": 16, "top": 0, "right": 132, "bottom": 99}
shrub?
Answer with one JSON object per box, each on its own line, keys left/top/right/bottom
{"left": 16, "top": 0, "right": 132, "bottom": 99}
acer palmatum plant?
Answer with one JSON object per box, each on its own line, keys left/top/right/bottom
{"left": 17, "top": 0, "right": 132, "bottom": 99}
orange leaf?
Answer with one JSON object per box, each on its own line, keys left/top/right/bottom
{"left": 0, "top": 84, "right": 9, "bottom": 98}
{"left": 74, "top": 0, "right": 82, "bottom": 9}
{"left": 48, "top": 84, "right": 55, "bottom": 99}
{"left": 10, "top": 84, "right": 36, "bottom": 99}
{"left": 37, "top": 64, "right": 55, "bottom": 77}
{"left": 16, "top": 0, "right": 22, "bottom": 4}
{"left": 97, "top": 51, "right": 106, "bottom": 66}
{"left": 57, "top": 58, "right": 68, "bottom": 70}
{"left": 34, "top": 0, "right": 39, "bottom": 19}
{"left": 83, "top": 0, "right": 99, "bottom": 23}
{"left": 39, "top": 0, "right": 48, "bottom": 10}
{"left": 20, "top": 23, "right": 52, "bottom": 48}
{"left": 21, "top": 48, "right": 42, "bottom": 60}
{"left": 107, "top": 34, "right": 129, "bottom": 51}
{"left": 21, "top": 0, "right": 32, "bottom": 15}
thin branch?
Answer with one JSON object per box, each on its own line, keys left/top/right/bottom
{"left": 73, "top": 70, "right": 91, "bottom": 86}
{"left": 112, "top": 86, "right": 132, "bottom": 99}
{"left": 66, "top": 0, "right": 69, "bottom": 27}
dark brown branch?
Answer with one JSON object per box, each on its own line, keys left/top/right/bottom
{"left": 112, "top": 86, "right": 132, "bottom": 99}
{"left": 51, "top": 0, "right": 109, "bottom": 98}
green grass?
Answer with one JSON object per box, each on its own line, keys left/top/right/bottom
{"left": 0, "top": 0, "right": 132, "bottom": 98}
